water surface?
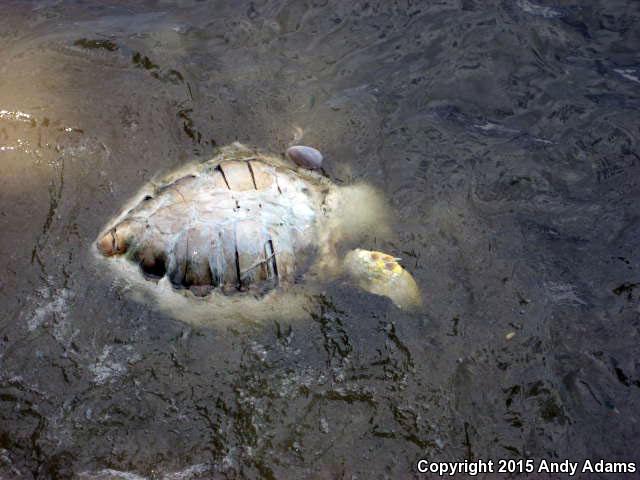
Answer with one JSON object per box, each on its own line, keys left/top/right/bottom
{"left": 1, "top": 1, "right": 639, "bottom": 478}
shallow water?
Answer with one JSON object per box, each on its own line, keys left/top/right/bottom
{"left": 1, "top": 1, "right": 639, "bottom": 478}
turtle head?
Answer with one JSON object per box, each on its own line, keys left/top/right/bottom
{"left": 343, "top": 248, "right": 422, "bottom": 310}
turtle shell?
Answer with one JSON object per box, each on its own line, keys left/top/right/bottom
{"left": 98, "top": 155, "right": 325, "bottom": 295}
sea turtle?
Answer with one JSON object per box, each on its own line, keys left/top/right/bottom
{"left": 95, "top": 143, "right": 421, "bottom": 323}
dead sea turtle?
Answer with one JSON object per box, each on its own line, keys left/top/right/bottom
{"left": 95, "top": 143, "right": 421, "bottom": 323}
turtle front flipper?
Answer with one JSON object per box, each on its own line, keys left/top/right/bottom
{"left": 343, "top": 249, "right": 422, "bottom": 310}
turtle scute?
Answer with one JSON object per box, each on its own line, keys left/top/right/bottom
{"left": 97, "top": 156, "right": 320, "bottom": 296}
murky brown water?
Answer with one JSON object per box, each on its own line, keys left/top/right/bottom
{"left": 1, "top": 1, "right": 640, "bottom": 479}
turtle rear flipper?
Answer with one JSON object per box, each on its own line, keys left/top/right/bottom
{"left": 343, "top": 248, "right": 422, "bottom": 311}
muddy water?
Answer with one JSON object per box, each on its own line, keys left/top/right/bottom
{"left": 1, "top": 1, "right": 640, "bottom": 478}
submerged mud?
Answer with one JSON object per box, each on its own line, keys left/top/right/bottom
{"left": 1, "top": 0, "right": 639, "bottom": 478}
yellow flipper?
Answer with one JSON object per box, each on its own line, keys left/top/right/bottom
{"left": 343, "top": 248, "right": 422, "bottom": 310}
